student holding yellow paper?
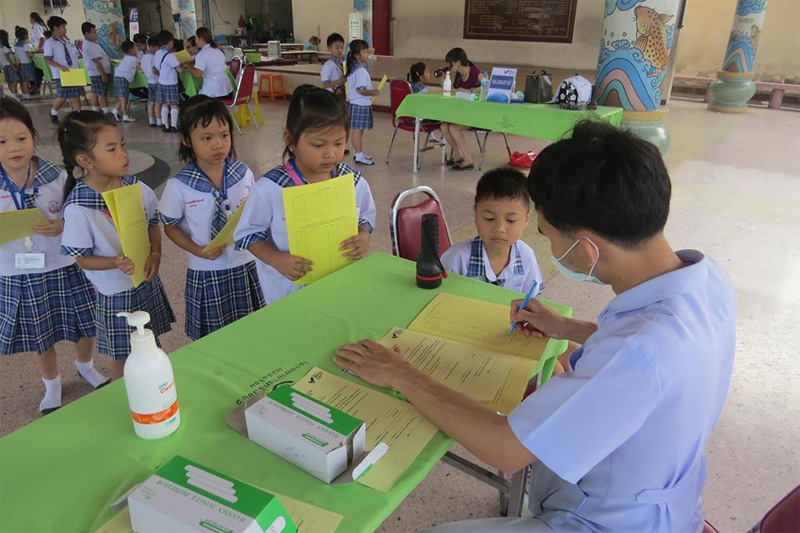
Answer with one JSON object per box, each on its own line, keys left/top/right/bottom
{"left": 235, "top": 85, "right": 376, "bottom": 304}
{"left": 59, "top": 111, "right": 174, "bottom": 379}
{"left": 0, "top": 98, "right": 107, "bottom": 414}
{"left": 159, "top": 96, "right": 264, "bottom": 340}
{"left": 42, "top": 16, "right": 83, "bottom": 124}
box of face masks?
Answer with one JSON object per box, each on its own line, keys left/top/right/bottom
{"left": 244, "top": 387, "right": 376, "bottom": 484}
{"left": 127, "top": 455, "right": 296, "bottom": 533}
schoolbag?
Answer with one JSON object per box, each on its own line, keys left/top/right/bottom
{"left": 552, "top": 74, "right": 592, "bottom": 110}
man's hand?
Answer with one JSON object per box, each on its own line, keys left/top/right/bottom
{"left": 32, "top": 219, "right": 64, "bottom": 236}
{"left": 510, "top": 297, "right": 565, "bottom": 339}
{"left": 334, "top": 339, "right": 413, "bottom": 389}
{"left": 272, "top": 251, "right": 313, "bottom": 281}
{"left": 115, "top": 254, "right": 135, "bottom": 275}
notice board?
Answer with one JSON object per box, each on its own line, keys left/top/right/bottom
{"left": 463, "top": 0, "right": 578, "bottom": 43}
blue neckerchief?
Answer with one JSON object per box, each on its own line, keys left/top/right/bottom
{"left": 264, "top": 160, "right": 360, "bottom": 188}
{"left": 55, "top": 36, "right": 73, "bottom": 66}
{"left": 175, "top": 159, "right": 248, "bottom": 238}
{"left": 466, "top": 237, "right": 525, "bottom": 283}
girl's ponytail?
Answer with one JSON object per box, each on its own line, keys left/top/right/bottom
{"left": 62, "top": 158, "right": 77, "bottom": 202}
{"left": 345, "top": 50, "right": 355, "bottom": 78}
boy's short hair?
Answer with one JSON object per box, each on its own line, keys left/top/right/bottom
{"left": 158, "top": 30, "right": 174, "bottom": 46}
{"left": 121, "top": 40, "right": 135, "bottom": 54}
{"left": 147, "top": 36, "right": 159, "bottom": 47}
{"left": 326, "top": 33, "right": 345, "bottom": 47}
{"left": 528, "top": 120, "right": 671, "bottom": 248}
{"left": 47, "top": 16, "right": 66, "bottom": 30}
{"left": 133, "top": 33, "right": 145, "bottom": 44}
{"left": 81, "top": 22, "right": 95, "bottom": 35}
{"left": 475, "top": 168, "right": 531, "bottom": 208}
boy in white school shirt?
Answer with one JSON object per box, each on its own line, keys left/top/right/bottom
{"left": 442, "top": 168, "right": 544, "bottom": 296}
{"left": 81, "top": 22, "right": 112, "bottom": 116}
{"left": 141, "top": 37, "right": 160, "bottom": 127}
{"left": 42, "top": 16, "right": 83, "bottom": 124}
{"left": 153, "top": 29, "right": 187, "bottom": 133}
{"left": 111, "top": 41, "right": 139, "bottom": 123}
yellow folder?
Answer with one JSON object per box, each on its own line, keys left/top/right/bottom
{"left": 102, "top": 184, "right": 151, "bottom": 287}
{"left": 0, "top": 209, "right": 49, "bottom": 244}
{"left": 60, "top": 68, "right": 87, "bottom": 87}
{"left": 173, "top": 49, "right": 192, "bottom": 64}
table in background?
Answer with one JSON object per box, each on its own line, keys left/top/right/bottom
{"left": 0, "top": 253, "right": 568, "bottom": 532}
{"left": 394, "top": 93, "right": 624, "bottom": 172}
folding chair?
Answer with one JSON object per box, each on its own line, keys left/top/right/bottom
{"left": 220, "top": 63, "right": 260, "bottom": 135}
{"left": 748, "top": 484, "right": 800, "bottom": 533}
{"left": 389, "top": 186, "right": 452, "bottom": 261}
{"left": 386, "top": 80, "right": 442, "bottom": 170}
{"left": 471, "top": 128, "right": 511, "bottom": 171}
{"left": 229, "top": 55, "right": 242, "bottom": 80}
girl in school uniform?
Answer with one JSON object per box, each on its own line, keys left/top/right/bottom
{"left": 0, "top": 98, "right": 108, "bottom": 413}
{"left": 187, "top": 27, "right": 233, "bottom": 98}
{"left": 407, "top": 62, "right": 431, "bottom": 94}
{"left": 159, "top": 96, "right": 264, "bottom": 340}
{"left": 13, "top": 27, "right": 36, "bottom": 100}
{"left": 1, "top": 31, "right": 20, "bottom": 99}
{"left": 59, "top": 111, "right": 175, "bottom": 379}
{"left": 345, "top": 39, "right": 381, "bottom": 166}
{"left": 43, "top": 16, "right": 84, "bottom": 124}
{"left": 234, "top": 85, "right": 377, "bottom": 304}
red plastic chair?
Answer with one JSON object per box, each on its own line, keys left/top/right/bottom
{"left": 749, "top": 485, "right": 800, "bottom": 533}
{"left": 389, "top": 186, "right": 451, "bottom": 262}
{"left": 220, "top": 64, "right": 259, "bottom": 134}
{"left": 386, "top": 79, "right": 441, "bottom": 170}
{"left": 229, "top": 56, "right": 242, "bottom": 79}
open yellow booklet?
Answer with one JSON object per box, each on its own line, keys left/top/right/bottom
{"left": 202, "top": 198, "right": 247, "bottom": 252}
{"left": 102, "top": 184, "right": 151, "bottom": 287}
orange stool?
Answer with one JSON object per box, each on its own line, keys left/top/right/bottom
{"left": 258, "top": 73, "right": 287, "bottom": 102}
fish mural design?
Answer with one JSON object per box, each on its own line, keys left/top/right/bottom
{"left": 633, "top": 6, "right": 673, "bottom": 70}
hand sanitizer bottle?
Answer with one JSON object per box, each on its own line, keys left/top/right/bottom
{"left": 442, "top": 71, "right": 452, "bottom": 97}
{"left": 480, "top": 72, "right": 489, "bottom": 101}
{"left": 118, "top": 311, "right": 181, "bottom": 440}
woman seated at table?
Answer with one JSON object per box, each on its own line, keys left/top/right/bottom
{"left": 186, "top": 27, "right": 233, "bottom": 98}
{"left": 441, "top": 47, "right": 485, "bottom": 171}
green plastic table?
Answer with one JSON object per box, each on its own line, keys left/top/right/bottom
{"left": 394, "top": 93, "right": 625, "bottom": 172}
{"left": 181, "top": 70, "right": 237, "bottom": 98}
{"left": 0, "top": 253, "right": 570, "bottom": 532}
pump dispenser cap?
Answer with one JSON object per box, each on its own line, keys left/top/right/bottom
{"left": 117, "top": 311, "right": 157, "bottom": 352}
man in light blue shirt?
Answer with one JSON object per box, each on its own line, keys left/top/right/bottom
{"left": 334, "top": 121, "right": 737, "bottom": 532}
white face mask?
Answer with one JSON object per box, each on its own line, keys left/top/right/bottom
{"left": 551, "top": 237, "right": 604, "bottom": 284}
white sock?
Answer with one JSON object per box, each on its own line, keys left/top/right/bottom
{"left": 356, "top": 152, "right": 364, "bottom": 159}
{"left": 149, "top": 117, "right": 156, "bottom": 125}
{"left": 40, "top": 375, "right": 62, "bottom": 412}
{"left": 75, "top": 360, "right": 109, "bottom": 389}
{"left": 170, "top": 108, "right": 179, "bottom": 128}
{"left": 161, "top": 107, "right": 169, "bottom": 126}
{"left": 156, "top": 118, "right": 162, "bottom": 126}
{"left": 50, "top": 108, "right": 58, "bottom": 116}
{"left": 92, "top": 106, "right": 100, "bottom": 112}
{"left": 101, "top": 107, "right": 110, "bottom": 113}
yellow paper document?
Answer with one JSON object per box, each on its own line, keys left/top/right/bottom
{"left": 371, "top": 74, "right": 388, "bottom": 103}
{"left": 173, "top": 49, "right": 192, "bottom": 63}
{"left": 94, "top": 492, "right": 343, "bottom": 533}
{"left": 283, "top": 175, "right": 358, "bottom": 285}
{"left": 379, "top": 327, "right": 534, "bottom": 414}
{"left": 202, "top": 197, "right": 247, "bottom": 252}
{"left": 60, "top": 68, "right": 87, "bottom": 87}
{"left": 408, "top": 293, "right": 550, "bottom": 360}
{"left": 102, "top": 184, "right": 150, "bottom": 287}
{"left": 0, "top": 208, "right": 49, "bottom": 244}
{"left": 294, "top": 367, "right": 439, "bottom": 492}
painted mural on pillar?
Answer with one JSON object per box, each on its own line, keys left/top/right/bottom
{"left": 82, "top": 0, "right": 125, "bottom": 59}
{"left": 722, "top": 0, "right": 769, "bottom": 73}
{"left": 354, "top": 0, "right": 373, "bottom": 48}
{"left": 176, "top": 0, "right": 198, "bottom": 40}
{"left": 595, "top": 0, "right": 678, "bottom": 111}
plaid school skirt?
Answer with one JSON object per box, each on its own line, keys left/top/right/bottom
{"left": 3, "top": 65, "right": 20, "bottom": 82}
{"left": 89, "top": 75, "right": 109, "bottom": 97}
{"left": 0, "top": 264, "right": 96, "bottom": 355}
{"left": 54, "top": 79, "right": 85, "bottom": 99}
{"left": 349, "top": 103, "right": 373, "bottom": 130}
{"left": 184, "top": 262, "right": 265, "bottom": 341}
{"left": 18, "top": 62, "right": 35, "bottom": 81}
{"left": 96, "top": 275, "right": 175, "bottom": 360}
{"left": 148, "top": 83, "right": 158, "bottom": 103}
{"left": 114, "top": 77, "right": 130, "bottom": 98}
{"left": 157, "top": 83, "right": 180, "bottom": 105}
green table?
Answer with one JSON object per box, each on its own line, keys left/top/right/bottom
{"left": 395, "top": 93, "right": 624, "bottom": 172}
{"left": 0, "top": 253, "right": 569, "bottom": 532}
{"left": 181, "top": 70, "right": 237, "bottom": 98}
{"left": 32, "top": 54, "right": 51, "bottom": 83}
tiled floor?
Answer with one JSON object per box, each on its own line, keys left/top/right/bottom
{"left": 1, "top": 96, "right": 798, "bottom": 532}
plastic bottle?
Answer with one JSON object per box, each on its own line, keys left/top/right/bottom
{"left": 119, "top": 311, "right": 181, "bottom": 440}
{"left": 442, "top": 71, "right": 452, "bottom": 97}
{"left": 480, "top": 72, "right": 489, "bottom": 101}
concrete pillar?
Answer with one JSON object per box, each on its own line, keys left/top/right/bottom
{"left": 81, "top": 0, "right": 126, "bottom": 59}
{"left": 708, "top": 0, "right": 769, "bottom": 113}
{"left": 172, "top": 0, "right": 198, "bottom": 40}
{"left": 594, "top": 0, "right": 682, "bottom": 153}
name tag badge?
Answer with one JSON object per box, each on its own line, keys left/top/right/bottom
{"left": 15, "top": 252, "right": 45, "bottom": 270}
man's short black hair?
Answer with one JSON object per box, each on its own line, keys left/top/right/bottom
{"left": 528, "top": 120, "right": 671, "bottom": 248}
{"left": 475, "top": 168, "right": 531, "bottom": 208}
{"left": 326, "top": 33, "right": 345, "bottom": 47}
{"left": 81, "top": 22, "right": 95, "bottom": 36}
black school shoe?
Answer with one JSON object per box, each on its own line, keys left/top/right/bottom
{"left": 161, "top": 125, "right": 170, "bottom": 133}
{"left": 170, "top": 127, "right": 179, "bottom": 133}
{"left": 451, "top": 163, "right": 475, "bottom": 171}
{"left": 49, "top": 113, "right": 59, "bottom": 125}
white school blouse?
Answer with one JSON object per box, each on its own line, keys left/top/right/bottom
{"left": 195, "top": 44, "right": 232, "bottom": 97}
{"left": 141, "top": 53, "right": 158, "bottom": 84}
{"left": 233, "top": 162, "right": 377, "bottom": 304}
{"left": 155, "top": 48, "right": 179, "bottom": 85}
{"left": 13, "top": 42, "right": 32, "bottom": 64}
{"left": 346, "top": 64, "right": 372, "bottom": 106}
{"left": 158, "top": 160, "right": 256, "bottom": 272}
{"left": 0, "top": 159, "right": 74, "bottom": 277}
{"left": 61, "top": 176, "right": 159, "bottom": 296}
{"left": 43, "top": 36, "right": 79, "bottom": 79}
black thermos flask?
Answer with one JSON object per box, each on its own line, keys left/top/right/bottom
{"left": 416, "top": 214, "right": 445, "bottom": 289}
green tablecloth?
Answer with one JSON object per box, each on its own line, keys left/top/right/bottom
{"left": 181, "top": 69, "right": 203, "bottom": 97}
{"left": 395, "top": 93, "right": 624, "bottom": 140}
{"left": 0, "top": 253, "right": 570, "bottom": 532}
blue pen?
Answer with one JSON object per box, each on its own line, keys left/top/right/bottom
{"left": 508, "top": 281, "right": 538, "bottom": 335}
